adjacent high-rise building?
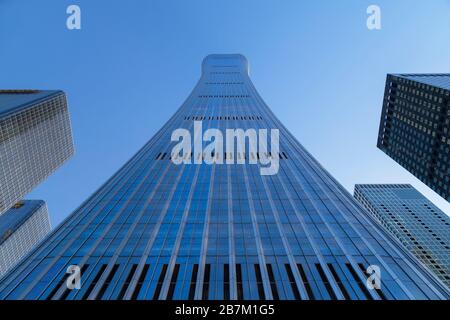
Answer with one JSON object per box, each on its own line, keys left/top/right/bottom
{"left": 0, "top": 90, "right": 74, "bottom": 215}
{"left": 377, "top": 74, "right": 450, "bottom": 202}
{"left": 0, "top": 200, "right": 51, "bottom": 277}
{"left": 354, "top": 184, "right": 450, "bottom": 288}
{"left": 0, "top": 55, "right": 448, "bottom": 300}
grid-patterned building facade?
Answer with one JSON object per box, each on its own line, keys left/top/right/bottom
{"left": 0, "top": 55, "right": 448, "bottom": 300}
{"left": 377, "top": 74, "right": 450, "bottom": 202}
{"left": 0, "top": 90, "right": 74, "bottom": 215}
{"left": 354, "top": 184, "right": 450, "bottom": 288}
{"left": 0, "top": 200, "right": 51, "bottom": 277}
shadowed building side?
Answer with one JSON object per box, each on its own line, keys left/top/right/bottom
{"left": 377, "top": 74, "right": 450, "bottom": 202}
{"left": 354, "top": 184, "right": 450, "bottom": 289}
{"left": 0, "top": 200, "right": 51, "bottom": 277}
{"left": 0, "top": 90, "right": 75, "bottom": 215}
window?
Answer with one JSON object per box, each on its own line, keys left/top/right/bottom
{"left": 315, "top": 264, "right": 337, "bottom": 300}
{"left": 266, "top": 264, "right": 279, "bottom": 300}
{"left": 296, "top": 264, "right": 314, "bottom": 300}
{"left": 152, "top": 264, "right": 168, "bottom": 300}
{"left": 167, "top": 264, "right": 180, "bottom": 300}
{"left": 202, "top": 264, "right": 211, "bottom": 300}
{"left": 236, "top": 264, "right": 244, "bottom": 300}
{"left": 223, "top": 264, "right": 230, "bottom": 300}
{"left": 327, "top": 263, "right": 350, "bottom": 300}
{"left": 285, "top": 264, "right": 301, "bottom": 300}
{"left": 117, "top": 264, "right": 138, "bottom": 300}
{"left": 131, "top": 264, "right": 150, "bottom": 300}
{"left": 82, "top": 264, "right": 107, "bottom": 300}
{"left": 254, "top": 264, "right": 265, "bottom": 300}
{"left": 188, "top": 264, "right": 199, "bottom": 300}
{"left": 96, "top": 264, "right": 120, "bottom": 300}
{"left": 12, "top": 201, "right": 24, "bottom": 209}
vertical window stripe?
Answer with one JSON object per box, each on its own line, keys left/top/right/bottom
{"left": 315, "top": 264, "right": 337, "bottom": 300}
{"left": 223, "top": 264, "right": 230, "bottom": 300}
{"left": 296, "top": 264, "right": 315, "bottom": 300}
{"left": 327, "top": 263, "right": 350, "bottom": 300}
{"left": 166, "top": 264, "right": 180, "bottom": 300}
{"left": 236, "top": 264, "right": 244, "bottom": 300}
{"left": 96, "top": 264, "right": 120, "bottom": 300}
{"left": 152, "top": 264, "right": 168, "bottom": 300}
{"left": 131, "top": 264, "right": 150, "bottom": 300}
{"left": 254, "top": 264, "right": 266, "bottom": 300}
{"left": 202, "top": 264, "right": 211, "bottom": 300}
{"left": 188, "top": 264, "right": 199, "bottom": 300}
{"left": 82, "top": 264, "right": 107, "bottom": 300}
{"left": 285, "top": 264, "right": 301, "bottom": 300}
{"left": 266, "top": 264, "right": 279, "bottom": 300}
{"left": 117, "top": 264, "right": 138, "bottom": 300}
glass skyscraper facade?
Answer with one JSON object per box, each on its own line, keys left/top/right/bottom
{"left": 354, "top": 184, "right": 450, "bottom": 288}
{"left": 377, "top": 74, "right": 450, "bottom": 202}
{"left": 0, "top": 55, "right": 448, "bottom": 300}
{"left": 0, "top": 200, "right": 51, "bottom": 277}
{"left": 0, "top": 90, "right": 74, "bottom": 215}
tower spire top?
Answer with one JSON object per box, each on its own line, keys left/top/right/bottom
{"left": 202, "top": 54, "right": 249, "bottom": 76}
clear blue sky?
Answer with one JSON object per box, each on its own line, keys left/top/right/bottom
{"left": 1, "top": 0, "right": 450, "bottom": 226}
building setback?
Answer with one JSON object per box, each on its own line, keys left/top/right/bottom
{"left": 0, "top": 90, "right": 74, "bottom": 215}
{"left": 354, "top": 184, "right": 450, "bottom": 288}
{"left": 377, "top": 74, "right": 450, "bottom": 202}
{"left": 0, "top": 200, "right": 51, "bottom": 277}
{"left": 0, "top": 55, "right": 448, "bottom": 300}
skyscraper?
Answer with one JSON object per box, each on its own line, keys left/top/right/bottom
{"left": 0, "top": 90, "right": 74, "bottom": 215}
{"left": 354, "top": 184, "right": 450, "bottom": 288}
{"left": 377, "top": 74, "right": 450, "bottom": 202}
{"left": 0, "top": 55, "right": 448, "bottom": 300}
{"left": 0, "top": 200, "right": 51, "bottom": 277}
